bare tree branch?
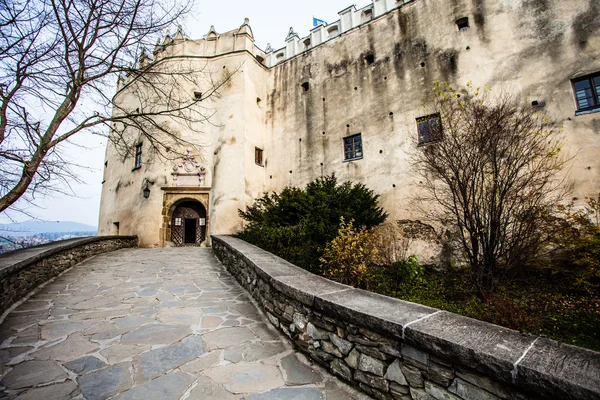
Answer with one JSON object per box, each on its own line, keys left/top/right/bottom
{"left": 0, "top": 0, "right": 236, "bottom": 215}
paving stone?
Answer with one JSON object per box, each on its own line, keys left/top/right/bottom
{"left": 323, "top": 380, "right": 361, "bottom": 400}
{"left": 156, "top": 308, "right": 203, "bottom": 325}
{"left": 70, "top": 309, "right": 130, "bottom": 321}
{"left": 113, "top": 316, "right": 156, "bottom": 329}
{"left": 206, "top": 363, "right": 284, "bottom": 394}
{"left": 64, "top": 355, "right": 108, "bottom": 375}
{"left": 31, "top": 333, "right": 98, "bottom": 362}
{"left": 202, "top": 327, "right": 257, "bottom": 349}
{"left": 0, "top": 360, "right": 68, "bottom": 389}
{"left": 188, "top": 375, "right": 238, "bottom": 399}
{"left": 78, "top": 362, "right": 133, "bottom": 400}
{"left": 247, "top": 323, "right": 280, "bottom": 341}
{"left": 19, "top": 380, "right": 79, "bottom": 400}
{"left": 135, "top": 335, "right": 206, "bottom": 382}
{"left": 225, "top": 346, "right": 244, "bottom": 363}
{"left": 72, "top": 297, "right": 122, "bottom": 310}
{"left": 201, "top": 316, "right": 223, "bottom": 328}
{"left": 40, "top": 321, "right": 85, "bottom": 340}
{"left": 120, "top": 324, "right": 191, "bottom": 346}
{"left": 242, "top": 342, "right": 287, "bottom": 362}
{"left": 280, "top": 354, "right": 322, "bottom": 385}
{"left": 118, "top": 372, "right": 194, "bottom": 400}
{"left": 101, "top": 344, "right": 150, "bottom": 364}
{"left": 249, "top": 386, "right": 324, "bottom": 400}
{"left": 180, "top": 350, "right": 223, "bottom": 373}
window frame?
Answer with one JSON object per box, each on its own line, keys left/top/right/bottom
{"left": 255, "top": 147, "right": 264, "bottom": 166}
{"left": 133, "top": 143, "right": 142, "bottom": 171}
{"left": 416, "top": 113, "right": 443, "bottom": 146}
{"left": 343, "top": 133, "right": 363, "bottom": 162}
{"left": 572, "top": 72, "right": 600, "bottom": 114}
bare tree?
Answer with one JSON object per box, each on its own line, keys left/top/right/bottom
{"left": 413, "top": 82, "right": 568, "bottom": 296}
{"left": 0, "top": 0, "right": 235, "bottom": 214}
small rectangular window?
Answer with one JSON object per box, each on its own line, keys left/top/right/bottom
{"left": 572, "top": 73, "right": 600, "bottom": 113}
{"left": 134, "top": 143, "right": 142, "bottom": 169}
{"left": 255, "top": 147, "right": 263, "bottom": 166}
{"left": 343, "top": 133, "right": 363, "bottom": 161}
{"left": 416, "top": 114, "right": 443, "bottom": 146}
{"left": 456, "top": 17, "right": 469, "bottom": 31}
{"left": 194, "top": 91, "right": 202, "bottom": 101}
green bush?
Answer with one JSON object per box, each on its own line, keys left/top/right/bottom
{"left": 237, "top": 175, "right": 387, "bottom": 273}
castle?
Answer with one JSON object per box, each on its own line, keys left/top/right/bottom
{"left": 98, "top": 0, "right": 600, "bottom": 257}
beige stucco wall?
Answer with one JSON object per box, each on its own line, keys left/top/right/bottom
{"left": 264, "top": 0, "right": 600, "bottom": 221}
{"left": 99, "top": 0, "right": 600, "bottom": 254}
{"left": 98, "top": 26, "right": 269, "bottom": 247}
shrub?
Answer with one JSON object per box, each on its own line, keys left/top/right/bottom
{"left": 320, "top": 219, "right": 380, "bottom": 287}
{"left": 237, "top": 175, "right": 387, "bottom": 273}
{"left": 550, "top": 196, "right": 600, "bottom": 294}
{"left": 413, "top": 82, "right": 567, "bottom": 296}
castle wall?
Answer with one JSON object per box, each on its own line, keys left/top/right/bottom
{"left": 263, "top": 0, "right": 600, "bottom": 240}
{"left": 98, "top": 30, "right": 269, "bottom": 246}
{"left": 99, "top": 0, "right": 600, "bottom": 252}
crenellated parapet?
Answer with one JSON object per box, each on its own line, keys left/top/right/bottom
{"left": 116, "top": 0, "right": 418, "bottom": 89}
{"left": 265, "top": 0, "right": 416, "bottom": 67}
{"left": 116, "top": 18, "right": 268, "bottom": 92}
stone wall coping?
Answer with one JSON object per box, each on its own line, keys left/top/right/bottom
{"left": 0, "top": 236, "right": 138, "bottom": 280}
{"left": 212, "top": 235, "right": 600, "bottom": 399}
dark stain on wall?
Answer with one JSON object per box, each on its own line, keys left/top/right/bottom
{"left": 437, "top": 50, "right": 459, "bottom": 80}
{"left": 471, "top": 0, "right": 487, "bottom": 43}
{"left": 522, "top": 0, "right": 565, "bottom": 59}
{"left": 572, "top": 0, "right": 600, "bottom": 49}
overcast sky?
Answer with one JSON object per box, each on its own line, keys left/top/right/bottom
{"left": 0, "top": 0, "right": 369, "bottom": 226}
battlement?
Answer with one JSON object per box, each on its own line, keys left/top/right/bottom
{"left": 266, "top": 0, "right": 415, "bottom": 67}
{"left": 119, "top": 0, "right": 415, "bottom": 88}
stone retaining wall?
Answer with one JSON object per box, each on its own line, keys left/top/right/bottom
{"left": 0, "top": 236, "right": 138, "bottom": 316}
{"left": 212, "top": 235, "right": 600, "bottom": 400}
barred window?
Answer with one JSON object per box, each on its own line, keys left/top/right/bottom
{"left": 133, "top": 143, "right": 142, "bottom": 170}
{"left": 255, "top": 147, "right": 263, "bottom": 166}
{"left": 343, "top": 133, "right": 363, "bottom": 161}
{"left": 416, "top": 114, "right": 443, "bottom": 145}
{"left": 572, "top": 73, "right": 600, "bottom": 113}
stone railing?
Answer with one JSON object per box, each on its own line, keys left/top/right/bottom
{"left": 212, "top": 235, "right": 600, "bottom": 400}
{"left": 0, "top": 236, "right": 137, "bottom": 316}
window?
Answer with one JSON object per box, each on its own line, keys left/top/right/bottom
{"left": 255, "top": 147, "right": 263, "bottom": 166}
{"left": 134, "top": 143, "right": 142, "bottom": 170}
{"left": 572, "top": 73, "right": 600, "bottom": 113}
{"left": 194, "top": 91, "right": 202, "bottom": 101}
{"left": 456, "top": 17, "right": 469, "bottom": 31}
{"left": 416, "top": 114, "right": 443, "bottom": 145}
{"left": 343, "top": 134, "right": 363, "bottom": 161}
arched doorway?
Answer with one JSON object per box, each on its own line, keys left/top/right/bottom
{"left": 171, "top": 201, "right": 207, "bottom": 246}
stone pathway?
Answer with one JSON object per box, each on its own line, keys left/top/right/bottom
{"left": 0, "top": 248, "right": 367, "bottom": 400}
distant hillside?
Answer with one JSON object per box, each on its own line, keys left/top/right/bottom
{"left": 0, "top": 220, "right": 97, "bottom": 236}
